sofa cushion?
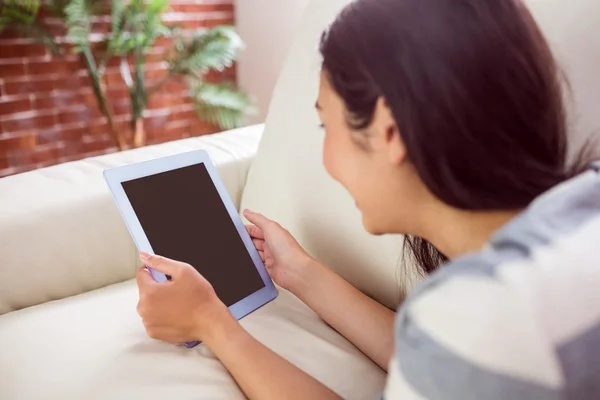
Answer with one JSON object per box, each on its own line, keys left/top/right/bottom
{"left": 239, "top": 0, "right": 600, "bottom": 310}
{"left": 0, "top": 126, "right": 263, "bottom": 316}
{"left": 525, "top": 0, "right": 600, "bottom": 156}
{"left": 0, "top": 282, "right": 385, "bottom": 400}
{"left": 239, "top": 0, "right": 418, "bottom": 311}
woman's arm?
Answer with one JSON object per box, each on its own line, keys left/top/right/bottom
{"left": 290, "top": 258, "right": 396, "bottom": 371}
{"left": 243, "top": 210, "right": 396, "bottom": 371}
{"left": 137, "top": 252, "right": 341, "bottom": 400}
{"left": 206, "top": 313, "right": 342, "bottom": 400}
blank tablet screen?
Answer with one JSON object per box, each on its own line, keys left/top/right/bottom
{"left": 121, "top": 163, "right": 265, "bottom": 306}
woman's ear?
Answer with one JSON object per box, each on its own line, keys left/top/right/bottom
{"left": 372, "top": 97, "right": 406, "bottom": 165}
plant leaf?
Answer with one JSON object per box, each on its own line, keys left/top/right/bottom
{"left": 170, "top": 26, "right": 244, "bottom": 76}
{"left": 64, "top": 0, "right": 93, "bottom": 52}
{"left": 0, "top": 0, "right": 41, "bottom": 25}
{"left": 189, "top": 81, "right": 255, "bottom": 130}
{"left": 148, "top": 0, "right": 168, "bottom": 13}
{"left": 0, "top": 1, "right": 60, "bottom": 53}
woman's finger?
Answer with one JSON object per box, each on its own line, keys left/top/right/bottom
{"left": 136, "top": 266, "right": 155, "bottom": 290}
{"left": 243, "top": 210, "right": 274, "bottom": 231}
{"left": 252, "top": 239, "right": 265, "bottom": 251}
{"left": 258, "top": 250, "right": 265, "bottom": 262}
{"left": 245, "top": 224, "right": 264, "bottom": 240}
{"left": 140, "top": 252, "right": 185, "bottom": 278}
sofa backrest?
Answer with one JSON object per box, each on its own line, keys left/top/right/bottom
{"left": 0, "top": 127, "right": 262, "bottom": 316}
{"left": 526, "top": 0, "right": 600, "bottom": 156}
{"left": 240, "top": 0, "right": 600, "bottom": 310}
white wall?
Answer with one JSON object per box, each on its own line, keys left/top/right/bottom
{"left": 236, "top": 0, "right": 310, "bottom": 123}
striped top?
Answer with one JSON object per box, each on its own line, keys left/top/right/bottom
{"left": 385, "top": 163, "right": 600, "bottom": 399}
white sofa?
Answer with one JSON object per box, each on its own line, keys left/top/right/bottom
{"left": 1, "top": 1, "right": 598, "bottom": 399}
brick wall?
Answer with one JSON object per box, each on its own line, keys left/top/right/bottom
{"left": 0, "top": 0, "right": 235, "bottom": 178}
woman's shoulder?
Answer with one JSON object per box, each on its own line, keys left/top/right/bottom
{"left": 386, "top": 164, "right": 600, "bottom": 399}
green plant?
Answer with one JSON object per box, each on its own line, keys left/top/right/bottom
{"left": 105, "top": 0, "right": 254, "bottom": 147}
{"left": 0, "top": 0, "right": 59, "bottom": 53}
{"left": 62, "top": 0, "right": 128, "bottom": 149}
{"left": 0, "top": 0, "right": 254, "bottom": 149}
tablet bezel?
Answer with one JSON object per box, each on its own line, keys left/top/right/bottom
{"left": 103, "top": 150, "right": 278, "bottom": 322}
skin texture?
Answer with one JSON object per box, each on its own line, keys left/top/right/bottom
{"left": 135, "top": 73, "right": 518, "bottom": 399}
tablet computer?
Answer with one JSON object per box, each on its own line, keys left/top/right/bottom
{"left": 103, "top": 150, "right": 278, "bottom": 348}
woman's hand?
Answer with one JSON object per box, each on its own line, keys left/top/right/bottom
{"left": 136, "top": 252, "right": 232, "bottom": 344}
{"left": 243, "top": 209, "right": 314, "bottom": 292}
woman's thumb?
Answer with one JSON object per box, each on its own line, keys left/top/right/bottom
{"left": 243, "top": 209, "right": 272, "bottom": 230}
{"left": 139, "top": 252, "right": 182, "bottom": 277}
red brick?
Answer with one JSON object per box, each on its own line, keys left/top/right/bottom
{"left": 204, "top": 18, "right": 235, "bottom": 28}
{"left": 0, "top": 98, "right": 32, "bottom": 115}
{"left": 89, "top": 120, "right": 109, "bottom": 135}
{"left": 147, "top": 126, "right": 186, "bottom": 142}
{"left": 169, "top": 106, "right": 197, "bottom": 122}
{"left": 9, "top": 143, "right": 65, "bottom": 167}
{"left": 147, "top": 95, "right": 171, "bottom": 110}
{"left": 4, "top": 78, "right": 54, "bottom": 96}
{"left": 78, "top": 74, "right": 95, "bottom": 88}
{"left": 91, "top": 21, "right": 112, "bottom": 34}
{"left": 42, "top": 20, "right": 68, "bottom": 37}
{"left": 145, "top": 66, "right": 169, "bottom": 81}
{"left": 163, "top": 78, "right": 187, "bottom": 93}
{"left": 79, "top": 96, "right": 107, "bottom": 120}
{"left": 0, "top": 132, "right": 37, "bottom": 152}
{"left": 189, "top": 120, "right": 216, "bottom": 136}
{"left": 0, "top": 29, "right": 23, "bottom": 40}
{"left": 159, "top": 127, "right": 189, "bottom": 143}
{"left": 28, "top": 60, "right": 80, "bottom": 75}
{"left": 172, "top": 94, "right": 189, "bottom": 107}
{"left": 35, "top": 158, "right": 60, "bottom": 169}
{"left": 37, "top": 125, "right": 85, "bottom": 144}
{"left": 54, "top": 77, "right": 81, "bottom": 91}
{"left": 90, "top": 41, "right": 108, "bottom": 55}
{"left": 205, "top": 68, "right": 235, "bottom": 84}
{"left": 171, "top": 4, "right": 233, "bottom": 13}
{"left": 34, "top": 93, "right": 84, "bottom": 110}
{"left": 112, "top": 100, "right": 130, "bottom": 116}
{"left": 105, "top": 86, "right": 130, "bottom": 100}
{"left": 2, "top": 113, "right": 56, "bottom": 132}
{"left": 0, "top": 154, "right": 9, "bottom": 169}
{"left": 81, "top": 90, "right": 99, "bottom": 107}
{"left": 0, "top": 63, "right": 27, "bottom": 78}
{"left": 0, "top": 44, "right": 48, "bottom": 58}
{"left": 144, "top": 112, "right": 169, "bottom": 136}
{"left": 64, "top": 134, "right": 113, "bottom": 156}
{"left": 103, "top": 71, "right": 124, "bottom": 86}
{"left": 169, "top": 20, "right": 204, "bottom": 30}
{"left": 163, "top": 119, "right": 190, "bottom": 138}
{"left": 145, "top": 51, "right": 168, "bottom": 64}
{"left": 59, "top": 147, "right": 118, "bottom": 164}
{"left": 0, "top": 164, "right": 36, "bottom": 178}
{"left": 105, "top": 55, "right": 134, "bottom": 69}
{"left": 58, "top": 107, "right": 92, "bottom": 125}
{"left": 113, "top": 120, "right": 133, "bottom": 143}
{"left": 153, "top": 37, "right": 173, "bottom": 48}
{"left": 90, "top": 105, "right": 104, "bottom": 120}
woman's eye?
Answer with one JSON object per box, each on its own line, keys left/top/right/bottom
{"left": 318, "top": 123, "right": 325, "bottom": 129}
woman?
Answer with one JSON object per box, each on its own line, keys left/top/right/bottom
{"left": 135, "top": 0, "right": 600, "bottom": 398}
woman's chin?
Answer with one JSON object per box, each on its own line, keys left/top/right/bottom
{"left": 360, "top": 214, "right": 385, "bottom": 236}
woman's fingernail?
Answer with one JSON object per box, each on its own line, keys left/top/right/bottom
{"left": 140, "top": 252, "right": 151, "bottom": 260}
{"left": 245, "top": 209, "right": 253, "bottom": 214}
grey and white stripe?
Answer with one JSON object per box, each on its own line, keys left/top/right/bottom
{"left": 385, "top": 163, "right": 600, "bottom": 399}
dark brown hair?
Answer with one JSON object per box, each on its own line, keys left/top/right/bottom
{"left": 320, "top": 0, "right": 587, "bottom": 274}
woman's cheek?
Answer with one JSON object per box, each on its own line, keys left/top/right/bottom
{"left": 322, "top": 133, "right": 337, "bottom": 181}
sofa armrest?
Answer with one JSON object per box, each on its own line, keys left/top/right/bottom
{"left": 0, "top": 124, "right": 264, "bottom": 316}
